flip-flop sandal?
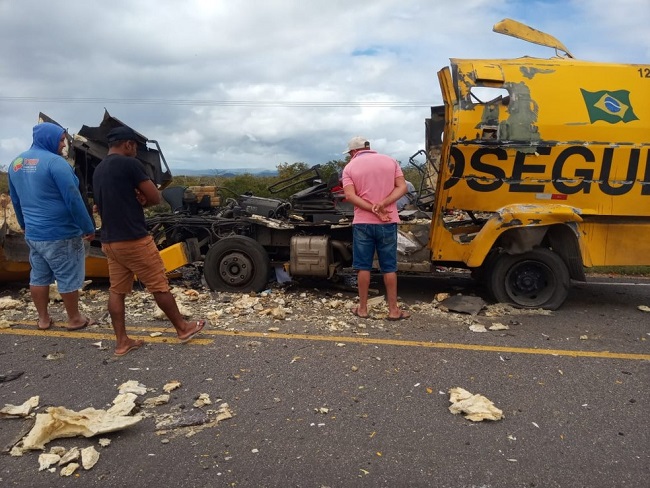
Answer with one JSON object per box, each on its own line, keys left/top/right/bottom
{"left": 386, "top": 311, "right": 411, "bottom": 321}
{"left": 38, "top": 319, "right": 54, "bottom": 330}
{"left": 114, "top": 339, "right": 145, "bottom": 357}
{"left": 352, "top": 307, "right": 369, "bottom": 319}
{"left": 66, "top": 318, "right": 92, "bottom": 331}
{"left": 179, "top": 320, "right": 206, "bottom": 343}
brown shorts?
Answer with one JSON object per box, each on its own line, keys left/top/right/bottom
{"left": 101, "top": 235, "right": 170, "bottom": 294}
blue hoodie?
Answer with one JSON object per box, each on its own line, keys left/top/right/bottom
{"left": 8, "top": 122, "right": 95, "bottom": 241}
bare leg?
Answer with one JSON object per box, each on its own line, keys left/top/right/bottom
{"left": 384, "top": 272, "right": 410, "bottom": 319}
{"left": 30, "top": 285, "right": 52, "bottom": 329}
{"left": 383, "top": 272, "right": 399, "bottom": 315}
{"left": 152, "top": 291, "right": 197, "bottom": 338}
{"left": 108, "top": 290, "right": 142, "bottom": 354}
{"left": 59, "top": 290, "right": 89, "bottom": 329}
{"left": 356, "top": 270, "right": 371, "bottom": 316}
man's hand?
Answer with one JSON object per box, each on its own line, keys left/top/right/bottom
{"left": 372, "top": 203, "right": 392, "bottom": 222}
{"left": 82, "top": 232, "right": 95, "bottom": 241}
{"left": 135, "top": 189, "right": 147, "bottom": 206}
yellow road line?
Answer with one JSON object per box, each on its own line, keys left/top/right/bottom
{"left": 0, "top": 324, "right": 212, "bottom": 345}
{"left": 201, "top": 330, "right": 650, "bottom": 361}
{"left": 2, "top": 323, "right": 648, "bottom": 361}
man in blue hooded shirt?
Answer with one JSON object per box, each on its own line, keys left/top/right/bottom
{"left": 8, "top": 122, "right": 96, "bottom": 331}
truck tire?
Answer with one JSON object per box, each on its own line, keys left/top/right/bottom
{"left": 488, "top": 248, "right": 570, "bottom": 310}
{"left": 203, "top": 236, "right": 270, "bottom": 292}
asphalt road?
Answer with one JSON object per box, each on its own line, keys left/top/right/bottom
{"left": 0, "top": 274, "right": 648, "bottom": 487}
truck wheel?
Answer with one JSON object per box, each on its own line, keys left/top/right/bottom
{"left": 203, "top": 236, "right": 270, "bottom": 292}
{"left": 488, "top": 248, "right": 570, "bottom": 310}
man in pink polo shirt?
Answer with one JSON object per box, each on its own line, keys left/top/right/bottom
{"left": 341, "top": 136, "right": 410, "bottom": 321}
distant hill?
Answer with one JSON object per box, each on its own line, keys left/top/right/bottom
{"left": 173, "top": 168, "right": 278, "bottom": 177}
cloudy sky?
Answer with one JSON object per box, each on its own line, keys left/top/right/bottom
{"left": 1, "top": 0, "right": 648, "bottom": 173}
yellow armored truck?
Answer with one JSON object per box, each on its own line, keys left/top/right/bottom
{"left": 424, "top": 19, "right": 650, "bottom": 308}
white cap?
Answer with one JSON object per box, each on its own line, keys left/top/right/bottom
{"left": 343, "top": 136, "right": 369, "bottom": 154}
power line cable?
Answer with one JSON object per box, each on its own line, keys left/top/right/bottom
{"left": 0, "top": 96, "right": 431, "bottom": 107}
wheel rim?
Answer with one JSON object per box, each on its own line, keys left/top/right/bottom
{"left": 217, "top": 251, "right": 255, "bottom": 287}
{"left": 504, "top": 260, "right": 556, "bottom": 306}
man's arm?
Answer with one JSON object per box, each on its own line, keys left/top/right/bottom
{"left": 376, "top": 176, "right": 408, "bottom": 209}
{"left": 51, "top": 160, "right": 96, "bottom": 235}
{"left": 7, "top": 178, "right": 25, "bottom": 230}
{"left": 136, "top": 179, "right": 162, "bottom": 207}
{"left": 343, "top": 183, "right": 374, "bottom": 212}
{"left": 344, "top": 183, "right": 391, "bottom": 222}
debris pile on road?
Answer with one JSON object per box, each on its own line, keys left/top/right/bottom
{"left": 0, "top": 194, "right": 22, "bottom": 232}
{"left": 36, "top": 445, "right": 100, "bottom": 475}
{"left": 448, "top": 387, "right": 504, "bottom": 422}
{"left": 1, "top": 378, "right": 234, "bottom": 476}
{"left": 0, "top": 395, "right": 39, "bottom": 418}
{"left": 194, "top": 393, "right": 212, "bottom": 408}
{"left": 163, "top": 380, "right": 182, "bottom": 392}
{"left": 13, "top": 404, "right": 142, "bottom": 453}
{"left": 0, "top": 296, "right": 23, "bottom": 310}
{"left": 0, "top": 279, "right": 570, "bottom": 341}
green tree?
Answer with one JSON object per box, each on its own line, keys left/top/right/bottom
{"left": 216, "top": 173, "right": 276, "bottom": 199}
{"left": 318, "top": 160, "right": 347, "bottom": 182}
{"left": 269, "top": 162, "right": 330, "bottom": 200}
{"left": 402, "top": 165, "right": 423, "bottom": 190}
{"left": 276, "top": 162, "right": 311, "bottom": 180}
{"left": 171, "top": 175, "right": 219, "bottom": 187}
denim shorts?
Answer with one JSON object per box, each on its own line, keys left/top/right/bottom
{"left": 352, "top": 223, "right": 398, "bottom": 273}
{"left": 26, "top": 236, "right": 85, "bottom": 293}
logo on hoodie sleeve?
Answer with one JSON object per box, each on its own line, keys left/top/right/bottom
{"left": 10, "top": 157, "right": 24, "bottom": 172}
{"left": 10, "top": 157, "right": 39, "bottom": 172}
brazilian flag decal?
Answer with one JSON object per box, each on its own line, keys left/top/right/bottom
{"left": 580, "top": 89, "right": 638, "bottom": 124}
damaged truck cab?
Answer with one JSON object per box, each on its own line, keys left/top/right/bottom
{"left": 426, "top": 18, "right": 650, "bottom": 309}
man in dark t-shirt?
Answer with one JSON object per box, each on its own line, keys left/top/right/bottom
{"left": 93, "top": 126, "right": 205, "bottom": 356}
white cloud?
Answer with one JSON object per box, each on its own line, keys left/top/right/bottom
{"left": 0, "top": 0, "right": 647, "bottom": 173}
